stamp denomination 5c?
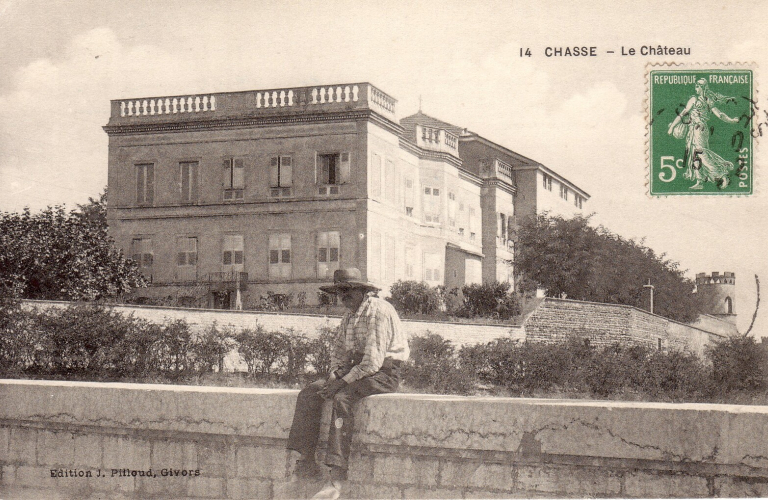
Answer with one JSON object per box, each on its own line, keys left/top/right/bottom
{"left": 648, "top": 66, "right": 754, "bottom": 195}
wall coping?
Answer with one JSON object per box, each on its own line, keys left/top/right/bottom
{"left": 3, "top": 379, "right": 768, "bottom": 471}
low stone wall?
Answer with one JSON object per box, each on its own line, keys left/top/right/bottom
{"left": 523, "top": 298, "right": 726, "bottom": 357}
{"left": 2, "top": 380, "right": 768, "bottom": 499}
{"left": 21, "top": 300, "right": 525, "bottom": 348}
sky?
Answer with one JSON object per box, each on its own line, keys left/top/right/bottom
{"left": 1, "top": 0, "right": 767, "bottom": 335}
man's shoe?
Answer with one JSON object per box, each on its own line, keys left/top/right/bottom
{"left": 310, "top": 481, "right": 341, "bottom": 500}
{"left": 294, "top": 459, "right": 324, "bottom": 480}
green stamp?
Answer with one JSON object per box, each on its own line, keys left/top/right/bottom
{"left": 649, "top": 68, "right": 754, "bottom": 195}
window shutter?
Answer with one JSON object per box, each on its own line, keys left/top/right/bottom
{"left": 270, "top": 157, "right": 279, "bottom": 187}
{"left": 181, "top": 163, "right": 189, "bottom": 202}
{"left": 191, "top": 162, "right": 199, "bottom": 202}
{"left": 281, "top": 156, "right": 293, "bottom": 187}
{"left": 146, "top": 164, "right": 154, "bottom": 205}
{"left": 340, "top": 152, "right": 350, "bottom": 183}
{"left": 233, "top": 159, "right": 244, "bottom": 188}
{"left": 136, "top": 167, "right": 145, "bottom": 204}
{"left": 223, "top": 159, "right": 232, "bottom": 187}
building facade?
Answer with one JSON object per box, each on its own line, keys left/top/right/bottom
{"left": 104, "top": 83, "right": 589, "bottom": 308}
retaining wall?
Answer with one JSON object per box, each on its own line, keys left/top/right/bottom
{"left": 2, "top": 380, "right": 768, "bottom": 499}
{"left": 523, "top": 298, "right": 726, "bottom": 357}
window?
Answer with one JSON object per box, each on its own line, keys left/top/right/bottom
{"left": 543, "top": 173, "right": 553, "bottom": 191}
{"left": 269, "top": 234, "right": 291, "bottom": 280}
{"left": 371, "top": 153, "right": 382, "bottom": 198}
{"left": 317, "top": 231, "right": 340, "bottom": 278}
{"left": 423, "top": 252, "right": 441, "bottom": 283}
{"left": 176, "top": 237, "right": 198, "bottom": 267}
{"left": 222, "top": 235, "right": 244, "bottom": 269}
{"left": 468, "top": 206, "right": 478, "bottom": 235}
{"left": 498, "top": 213, "right": 508, "bottom": 244}
{"left": 404, "top": 177, "right": 415, "bottom": 215}
{"left": 317, "top": 152, "right": 350, "bottom": 186}
{"left": 385, "top": 235, "right": 395, "bottom": 281}
{"left": 404, "top": 246, "right": 415, "bottom": 278}
{"left": 180, "top": 161, "right": 199, "bottom": 203}
{"left": 384, "top": 159, "right": 396, "bottom": 203}
{"left": 448, "top": 191, "right": 456, "bottom": 228}
{"left": 369, "top": 230, "right": 382, "bottom": 281}
{"left": 131, "top": 238, "right": 153, "bottom": 270}
{"left": 423, "top": 187, "right": 440, "bottom": 223}
{"left": 559, "top": 184, "right": 568, "bottom": 201}
{"left": 270, "top": 156, "right": 293, "bottom": 197}
{"left": 725, "top": 296, "right": 733, "bottom": 314}
{"left": 136, "top": 164, "right": 154, "bottom": 205}
{"left": 223, "top": 158, "right": 244, "bottom": 200}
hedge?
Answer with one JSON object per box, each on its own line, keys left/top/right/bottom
{"left": 1, "top": 299, "right": 766, "bottom": 403}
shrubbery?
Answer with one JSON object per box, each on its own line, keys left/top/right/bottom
{"left": 388, "top": 281, "right": 442, "bottom": 315}
{"left": 388, "top": 279, "right": 521, "bottom": 320}
{"left": 2, "top": 299, "right": 766, "bottom": 404}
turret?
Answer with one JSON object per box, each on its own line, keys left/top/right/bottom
{"left": 695, "top": 271, "right": 736, "bottom": 324}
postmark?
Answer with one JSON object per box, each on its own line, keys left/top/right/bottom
{"left": 648, "top": 66, "right": 756, "bottom": 195}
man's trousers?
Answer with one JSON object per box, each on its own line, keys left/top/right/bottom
{"left": 286, "top": 363, "right": 401, "bottom": 472}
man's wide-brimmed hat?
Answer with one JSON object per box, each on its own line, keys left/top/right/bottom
{"left": 319, "top": 268, "right": 380, "bottom": 294}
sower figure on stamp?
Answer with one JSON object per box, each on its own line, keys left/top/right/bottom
{"left": 286, "top": 268, "right": 410, "bottom": 500}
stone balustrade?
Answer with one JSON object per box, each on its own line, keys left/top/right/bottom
{"left": 108, "top": 83, "right": 397, "bottom": 125}
{"left": 417, "top": 125, "right": 459, "bottom": 155}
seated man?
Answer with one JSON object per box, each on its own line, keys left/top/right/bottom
{"left": 286, "top": 268, "right": 410, "bottom": 499}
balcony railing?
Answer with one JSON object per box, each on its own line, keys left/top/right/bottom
{"left": 417, "top": 125, "right": 459, "bottom": 155}
{"left": 108, "top": 83, "right": 397, "bottom": 125}
{"left": 480, "top": 158, "right": 515, "bottom": 183}
{"left": 207, "top": 271, "right": 248, "bottom": 291}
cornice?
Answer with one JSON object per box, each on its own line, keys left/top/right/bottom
{"left": 103, "top": 109, "right": 402, "bottom": 137}
{"left": 484, "top": 178, "right": 517, "bottom": 195}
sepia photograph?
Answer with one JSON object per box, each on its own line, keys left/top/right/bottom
{"left": 1, "top": 0, "right": 768, "bottom": 498}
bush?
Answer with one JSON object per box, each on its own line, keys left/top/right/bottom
{"left": 191, "top": 323, "right": 236, "bottom": 374}
{"left": 459, "top": 281, "right": 520, "bottom": 320}
{"left": 236, "top": 325, "right": 287, "bottom": 376}
{"left": 403, "top": 333, "right": 477, "bottom": 394}
{"left": 281, "top": 328, "right": 313, "bottom": 380}
{"left": 151, "top": 319, "right": 196, "bottom": 379}
{"left": 308, "top": 326, "right": 336, "bottom": 377}
{"left": 388, "top": 281, "right": 442, "bottom": 315}
{"left": 706, "top": 336, "right": 767, "bottom": 393}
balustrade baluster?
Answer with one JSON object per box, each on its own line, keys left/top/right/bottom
{"left": 279, "top": 90, "right": 285, "bottom": 106}
{"left": 288, "top": 90, "right": 294, "bottom": 106}
{"left": 187, "top": 97, "right": 193, "bottom": 112}
{"left": 172, "top": 98, "right": 178, "bottom": 113}
{"left": 352, "top": 85, "right": 359, "bottom": 102}
{"left": 210, "top": 95, "right": 216, "bottom": 111}
{"left": 150, "top": 99, "right": 156, "bottom": 115}
{"left": 334, "top": 86, "right": 341, "bottom": 102}
{"left": 195, "top": 96, "right": 201, "bottom": 112}
{"left": 120, "top": 102, "right": 126, "bottom": 117}
{"left": 127, "top": 101, "right": 134, "bottom": 116}
{"left": 271, "top": 91, "right": 278, "bottom": 107}
{"left": 311, "top": 88, "right": 318, "bottom": 104}
{"left": 202, "top": 96, "right": 209, "bottom": 111}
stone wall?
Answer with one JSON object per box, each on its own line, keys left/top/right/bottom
{"left": 3, "top": 380, "right": 768, "bottom": 499}
{"left": 21, "top": 300, "right": 525, "bottom": 349}
{"left": 523, "top": 298, "right": 726, "bottom": 357}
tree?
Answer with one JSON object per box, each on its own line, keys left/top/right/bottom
{"left": 515, "top": 213, "right": 700, "bottom": 323}
{"left": 0, "top": 188, "right": 146, "bottom": 301}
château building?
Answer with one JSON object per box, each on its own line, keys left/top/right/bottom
{"left": 104, "top": 83, "right": 589, "bottom": 308}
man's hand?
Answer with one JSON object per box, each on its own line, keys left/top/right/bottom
{"left": 319, "top": 379, "right": 347, "bottom": 399}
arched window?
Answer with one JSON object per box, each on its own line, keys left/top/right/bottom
{"left": 725, "top": 296, "right": 733, "bottom": 314}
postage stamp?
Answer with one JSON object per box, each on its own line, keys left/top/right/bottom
{"left": 648, "top": 66, "right": 755, "bottom": 195}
